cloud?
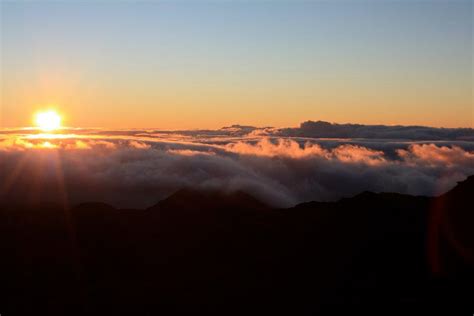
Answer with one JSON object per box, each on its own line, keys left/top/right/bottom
{"left": 276, "top": 120, "right": 474, "bottom": 141}
{"left": 128, "top": 140, "right": 151, "bottom": 149}
{"left": 223, "top": 139, "right": 387, "bottom": 166}
{"left": 0, "top": 127, "right": 473, "bottom": 208}
{"left": 397, "top": 144, "right": 474, "bottom": 167}
{"left": 224, "top": 138, "right": 327, "bottom": 158}
{"left": 167, "top": 149, "right": 216, "bottom": 156}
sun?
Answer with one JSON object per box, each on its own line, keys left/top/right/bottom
{"left": 35, "top": 110, "right": 62, "bottom": 131}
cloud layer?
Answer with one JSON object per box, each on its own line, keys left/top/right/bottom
{"left": 278, "top": 121, "right": 474, "bottom": 141}
{"left": 1, "top": 123, "right": 473, "bottom": 208}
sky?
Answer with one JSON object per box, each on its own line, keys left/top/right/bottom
{"left": 1, "top": 0, "right": 472, "bottom": 129}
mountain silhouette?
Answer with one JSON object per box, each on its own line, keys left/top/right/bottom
{"left": 149, "top": 188, "right": 269, "bottom": 211}
{"left": 1, "top": 177, "right": 473, "bottom": 315}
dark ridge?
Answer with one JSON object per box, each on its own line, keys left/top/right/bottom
{"left": 288, "top": 200, "right": 331, "bottom": 210}
{"left": 1, "top": 176, "right": 473, "bottom": 315}
{"left": 72, "top": 202, "right": 117, "bottom": 219}
{"left": 443, "top": 174, "right": 474, "bottom": 197}
{"left": 342, "top": 191, "right": 430, "bottom": 204}
{"left": 434, "top": 175, "right": 474, "bottom": 267}
{"left": 148, "top": 188, "right": 269, "bottom": 211}
{"left": 74, "top": 202, "right": 117, "bottom": 211}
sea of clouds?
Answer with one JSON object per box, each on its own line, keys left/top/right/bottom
{"left": 1, "top": 121, "right": 473, "bottom": 208}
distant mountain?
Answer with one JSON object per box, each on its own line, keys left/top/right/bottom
{"left": 1, "top": 177, "right": 473, "bottom": 315}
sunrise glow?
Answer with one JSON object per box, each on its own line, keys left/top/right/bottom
{"left": 34, "top": 110, "right": 62, "bottom": 132}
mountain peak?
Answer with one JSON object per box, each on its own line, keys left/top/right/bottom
{"left": 148, "top": 188, "right": 269, "bottom": 212}
{"left": 444, "top": 175, "right": 474, "bottom": 198}
{"left": 458, "top": 175, "right": 474, "bottom": 186}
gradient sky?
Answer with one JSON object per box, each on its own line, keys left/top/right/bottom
{"left": 1, "top": 0, "right": 472, "bottom": 129}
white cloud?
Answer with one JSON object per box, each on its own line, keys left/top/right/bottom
{"left": 0, "top": 130, "right": 473, "bottom": 208}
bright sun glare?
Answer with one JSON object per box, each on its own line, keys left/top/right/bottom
{"left": 35, "top": 110, "right": 62, "bottom": 131}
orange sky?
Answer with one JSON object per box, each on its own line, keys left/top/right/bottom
{"left": 1, "top": 1, "right": 472, "bottom": 129}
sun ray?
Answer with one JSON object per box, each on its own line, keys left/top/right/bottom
{"left": 0, "top": 153, "right": 31, "bottom": 197}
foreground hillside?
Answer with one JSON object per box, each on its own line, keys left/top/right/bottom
{"left": 1, "top": 177, "right": 473, "bottom": 315}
